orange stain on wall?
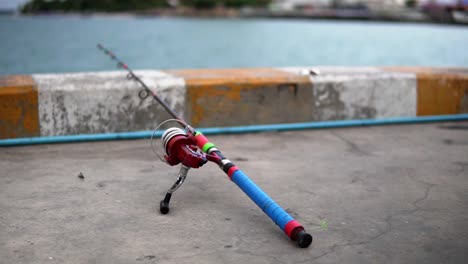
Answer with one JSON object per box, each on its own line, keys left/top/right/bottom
{"left": 166, "top": 68, "right": 310, "bottom": 126}
{"left": 0, "top": 75, "right": 40, "bottom": 139}
{"left": 416, "top": 73, "right": 468, "bottom": 116}
{"left": 384, "top": 67, "right": 468, "bottom": 116}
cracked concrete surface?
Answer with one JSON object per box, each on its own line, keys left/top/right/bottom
{"left": 1, "top": 122, "right": 468, "bottom": 263}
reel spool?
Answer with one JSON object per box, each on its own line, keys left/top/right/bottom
{"left": 162, "top": 128, "right": 186, "bottom": 155}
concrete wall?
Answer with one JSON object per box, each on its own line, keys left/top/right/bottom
{"left": 1, "top": 67, "right": 467, "bottom": 139}
{"left": 34, "top": 71, "right": 185, "bottom": 136}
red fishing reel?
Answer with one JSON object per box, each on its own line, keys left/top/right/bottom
{"left": 161, "top": 127, "right": 207, "bottom": 168}
{"left": 158, "top": 127, "right": 209, "bottom": 214}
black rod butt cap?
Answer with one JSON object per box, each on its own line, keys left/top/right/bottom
{"left": 296, "top": 230, "right": 313, "bottom": 248}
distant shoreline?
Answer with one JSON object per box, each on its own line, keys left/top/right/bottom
{"left": 5, "top": 7, "right": 468, "bottom": 25}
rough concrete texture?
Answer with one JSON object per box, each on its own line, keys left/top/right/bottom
{"left": 0, "top": 75, "right": 40, "bottom": 139}
{"left": 168, "top": 68, "right": 313, "bottom": 127}
{"left": 186, "top": 82, "right": 315, "bottom": 127}
{"left": 33, "top": 71, "right": 185, "bottom": 136}
{"left": 1, "top": 122, "right": 468, "bottom": 263}
{"left": 384, "top": 67, "right": 468, "bottom": 116}
{"left": 2, "top": 67, "right": 467, "bottom": 139}
{"left": 281, "top": 67, "right": 417, "bottom": 120}
{"left": 311, "top": 72, "right": 416, "bottom": 120}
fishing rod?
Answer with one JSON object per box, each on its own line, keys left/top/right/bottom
{"left": 97, "top": 44, "right": 313, "bottom": 248}
{"left": 97, "top": 44, "right": 184, "bottom": 124}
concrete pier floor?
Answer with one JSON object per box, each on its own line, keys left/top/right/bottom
{"left": 1, "top": 122, "right": 467, "bottom": 263}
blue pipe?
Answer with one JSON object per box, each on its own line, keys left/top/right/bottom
{"left": 1, "top": 114, "right": 467, "bottom": 147}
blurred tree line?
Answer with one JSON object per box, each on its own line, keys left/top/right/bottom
{"left": 21, "top": 0, "right": 271, "bottom": 13}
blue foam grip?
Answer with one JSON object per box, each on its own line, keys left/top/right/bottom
{"left": 231, "top": 169, "right": 294, "bottom": 231}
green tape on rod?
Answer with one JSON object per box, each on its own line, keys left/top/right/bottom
{"left": 202, "top": 142, "right": 216, "bottom": 153}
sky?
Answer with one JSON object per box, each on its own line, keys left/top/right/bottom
{"left": 0, "top": 0, "right": 28, "bottom": 10}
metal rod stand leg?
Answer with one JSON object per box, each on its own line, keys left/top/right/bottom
{"left": 160, "top": 166, "right": 190, "bottom": 214}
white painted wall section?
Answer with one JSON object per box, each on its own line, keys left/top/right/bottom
{"left": 311, "top": 72, "right": 417, "bottom": 120}
{"left": 34, "top": 71, "right": 185, "bottom": 136}
{"left": 280, "top": 67, "right": 417, "bottom": 120}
